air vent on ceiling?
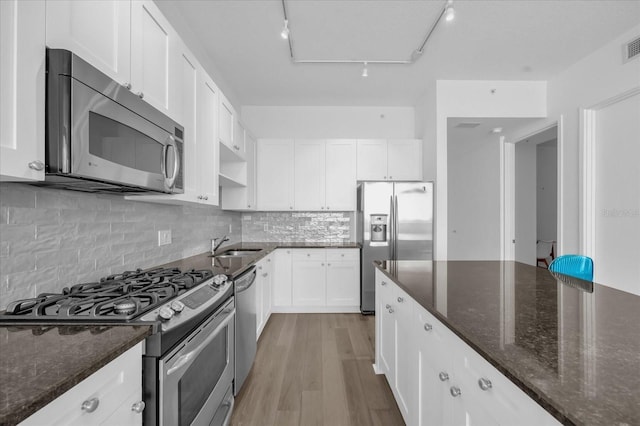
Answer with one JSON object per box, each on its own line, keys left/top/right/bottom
{"left": 623, "top": 36, "right": 640, "bottom": 63}
{"left": 455, "top": 122, "right": 481, "bottom": 129}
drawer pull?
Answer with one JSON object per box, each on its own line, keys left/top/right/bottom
{"left": 28, "top": 160, "right": 44, "bottom": 171}
{"left": 81, "top": 397, "right": 99, "bottom": 413}
{"left": 478, "top": 377, "right": 493, "bottom": 391}
{"left": 385, "top": 304, "right": 391, "bottom": 309}
{"left": 397, "top": 296, "right": 403, "bottom": 303}
{"left": 131, "top": 400, "right": 146, "bottom": 414}
{"left": 381, "top": 281, "right": 387, "bottom": 286}
{"left": 388, "top": 307, "right": 394, "bottom": 314}
{"left": 439, "top": 371, "right": 449, "bottom": 382}
{"left": 424, "top": 323, "right": 433, "bottom": 332}
{"left": 449, "top": 386, "right": 461, "bottom": 397}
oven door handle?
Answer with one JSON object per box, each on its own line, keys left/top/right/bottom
{"left": 166, "top": 307, "right": 235, "bottom": 377}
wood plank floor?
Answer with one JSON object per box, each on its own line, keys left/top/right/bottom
{"left": 230, "top": 313, "right": 405, "bottom": 426}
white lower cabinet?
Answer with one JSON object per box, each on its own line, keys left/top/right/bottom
{"left": 272, "top": 248, "right": 360, "bottom": 312}
{"left": 375, "top": 270, "right": 560, "bottom": 426}
{"left": 256, "top": 254, "right": 273, "bottom": 339}
{"left": 20, "top": 342, "right": 144, "bottom": 426}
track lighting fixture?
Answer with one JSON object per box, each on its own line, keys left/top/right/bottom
{"left": 279, "top": 0, "right": 456, "bottom": 68}
{"left": 445, "top": 0, "right": 455, "bottom": 22}
{"left": 280, "top": 19, "right": 290, "bottom": 39}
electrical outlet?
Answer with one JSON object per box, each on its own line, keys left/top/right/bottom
{"left": 228, "top": 224, "right": 233, "bottom": 233}
{"left": 263, "top": 224, "right": 268, "bottom": 232}
{"left": 158, "top": 230, "right": 172, "bottom": 246}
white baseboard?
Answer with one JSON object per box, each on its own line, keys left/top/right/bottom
{"left": 271, "top": 305, "right": 360, "bottom": 313}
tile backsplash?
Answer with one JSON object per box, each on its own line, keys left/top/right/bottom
{"left": 0, "top": 183, "right": 241, "bottom": 309}
{"left": 241, "top": 211, "right": 353, "bottom": 242}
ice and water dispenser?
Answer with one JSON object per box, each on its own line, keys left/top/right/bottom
{"left": 370, "top": 214, "right": 388, "bottom": 242}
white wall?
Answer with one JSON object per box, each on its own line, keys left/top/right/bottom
{"left": 240, "top": 106, "right": 415, "bottom": 139}
{"left": 447, "top": 128, "right": 502, "bottom": 260}
{"left": 434, "top": 80, "right": 547, "bottom": 260}
{"left": 515, "top": 141, "right": 537, "bottom": 265}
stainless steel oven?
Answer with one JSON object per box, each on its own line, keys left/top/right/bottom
{"left": 158, "top": 297, "right": 235, "bottom": 426}
{"left": 43, "top": 48, "right": 184, "bottom": 194}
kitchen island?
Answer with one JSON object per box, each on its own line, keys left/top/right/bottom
{"left": 374, "top": 260, "right": 640, "bottom": 426}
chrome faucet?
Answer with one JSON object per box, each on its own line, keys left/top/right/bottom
{"left": 211, "top": 236, "right": 230, "bottom": 254}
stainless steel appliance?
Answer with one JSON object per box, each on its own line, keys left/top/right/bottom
{"left": 0, "top": 267, "right": 235, "bottom": 426}
{"left": 357, "top": 182, "right": 434, "bottom": 313}
{"left": 233, "top": 266, "right": 257, "bottom": 395}
{"left": 42, "top": 48, "right": 184, "bottom": 194}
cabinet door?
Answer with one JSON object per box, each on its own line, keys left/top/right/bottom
{"left": 196, "top": 73, "right": 220, "bottom": 205}
{"left": 255, "top": 262, "right": 265, "bottom": 337}
{"left": 394, "top": 287, "right": 414, "bottom": 423}
{"left": 45, "top": 0, "right": 131, "bottom": 86}
{"left": 325, "top": 250, "right": 359, "bottom": 306}
{"left": 0, "top": 0, "right": 45, "bottom": 181}
{"left": 219, "top": 94, "right": 235, "bottom": 149}
{"left": 234, "top": 118, "right": 246, "bottom": 158}
{"left": 131, "top": 0, "right": 178, "bottom": 118}
{"left": 325, "top": 139, "right": 357, "bottom": 211}
{"left": 377, "top": 277, "right": 395, "bottom": 379}
{"left": 245, "top": 132, "right": 257, "bottom": 209}
{"left": 292, "top": 257, "right": 326, "bottom": 306}
{"left": 294, "top": 139, "right": 326, "bottom": 211}
{"left": 273, "top": 249, "right": 293, "bottom": 307}
{"left": 357, "top": 139, "right": 387, "bottom": 181}
{"left": 262, "top": 255, "right": 273, "bottom": 327}
{"left": 178, "top": 47, "right": 198, "bottom": 200}
{"left": 387, "top": 139, "right": 423, "bottom": 181}
{"left": 257, "top": 139, "right": 295, "bottom": 210}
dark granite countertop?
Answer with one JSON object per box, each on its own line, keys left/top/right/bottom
{"left": 375, "top": 260, "right": 640, "bottom": 426}
{"left": 0, "top": 324, "right": 151, "bottom": 425}
{"left": 159, "top": 241, "right": 361, "bottom": 279}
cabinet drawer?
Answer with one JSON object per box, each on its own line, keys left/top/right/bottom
{"left": 326, "top": 249, "right": 359, "bottom": 261}
{"left": 291, "top": 249, "right": 325, "bottom": 261}
{"left": 20, "top": 343, "right": 143, "bottom": 426}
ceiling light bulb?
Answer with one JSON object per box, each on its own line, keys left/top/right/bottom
{"left": 281, "top": 19, "right": 290, "bottom": 39}
{"left": 445, "top": 1, "right": 455, "bottom": 22}
{"left": 362, "top": 62, "right": 368, "bottom": 78}
{"left": 492, "top": 127, "right": 503, "bottom": 134}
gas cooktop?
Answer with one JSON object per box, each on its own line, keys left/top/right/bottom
{"left": 0, "top": 268, "right": 215, "bottom": 322}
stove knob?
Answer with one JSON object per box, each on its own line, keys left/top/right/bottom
{"left": 158, "top": 306, "right": 174, "bottom": 321}
{"left": 170, "top": 300, "right": 185, "bottom": 313}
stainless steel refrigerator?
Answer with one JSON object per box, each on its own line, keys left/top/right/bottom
{"left": 357, "top": 182, "right": 433, "bottom": 314}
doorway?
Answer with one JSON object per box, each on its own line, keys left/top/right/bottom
{"left": 513, "top": 126, "right": 558, "bottom": 266}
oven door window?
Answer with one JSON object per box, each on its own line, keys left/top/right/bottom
{"left": 89, "top": 111, "right": 176, "bottom": 176}
{"left": 178, "top": 325, "right": 229, "bottom": 426}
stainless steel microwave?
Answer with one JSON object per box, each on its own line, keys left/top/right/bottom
{"left": 42, "top": 49, "right": 183, "bottom": 194}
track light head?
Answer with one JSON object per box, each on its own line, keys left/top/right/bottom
{"left": 281, "top": 19, "right": 290, "bottom": 39}
{"left": 445, "top": 0, "right": 455, "bottom": 22}
{"left": 362, "top": 62, "right": 368, "bottom": 78}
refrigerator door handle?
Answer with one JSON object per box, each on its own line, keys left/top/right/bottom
{"left": 389, "top": 194, "right": 395, "bottom": 260}
{"left": 394, "top": 194, "right": 399, "bottom": 260}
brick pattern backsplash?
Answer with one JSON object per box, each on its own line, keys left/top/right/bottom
{"left": 0, "top": 183, "right": 241, "bottom": 309}
{"left": 241, "top": 211, "right": 353, "bottom": 242}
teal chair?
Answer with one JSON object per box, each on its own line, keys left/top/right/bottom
{"left": 548, "top": 255, "right": 593, "bottom": 281}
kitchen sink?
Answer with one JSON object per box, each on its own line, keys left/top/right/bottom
{"left": 212, "top": 249, "right": 262, "bottom": 257}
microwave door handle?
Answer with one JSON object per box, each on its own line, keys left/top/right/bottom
{"left": 166, "top": 308, "right": 235, "bottom": 376}
{"left": 162, "top": 135, "right": 180, "bottom": 189}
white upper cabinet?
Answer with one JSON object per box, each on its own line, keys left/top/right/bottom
{"left": 219, "top": 93, "right": 235, "bottom": 151}
{"left": 387, "top": 139, "right": 423, "bottom": 181}
{"left": 233, "top": 117, "right": 246, "bottom": 158}
{"left": 0, "top": 0, "right": 45, "bottom": 182}
{"left": 46, "top": 0, "right": 180, "bottom": 120}
{"left": 257, "top": 139, "right": 295, "bottom": 211}
{"left": 294, "top": 139, "right": 326, "bottom": 211}
{"left": 130, "top": 0, "right": 179, "bottom": 118}
{"left": 357, "top": 139, "right": 423, "bottom": 181}
{"left": 325, "top": 139, "right": 357, "bottom": 211}
{"left": 196, "top": 73, "right": 220, "bottom": 205}
{"left": 221, "top": 130, "right": 256, "bottom": 210}
{"left": 46, "top": 0, "right": 131, "bottom": 86}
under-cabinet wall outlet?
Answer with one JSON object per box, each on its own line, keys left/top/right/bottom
{"left": 158, "top": 229, "right": 172, "bottom": 246}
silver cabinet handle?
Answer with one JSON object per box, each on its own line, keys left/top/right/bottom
{"left": 122, "top": 82, "right": 132, "bottom": 90}
{"left": 131, "top": 400, "right": 145, "bottom": 413}
{"left": 262, "top": 273, "right": 268, "bottom": 277}
{"left": 290, "top": 206, "right": 293, "bottom": 209}
{"left": 258, "top": 266, "right": 263, "bottom": 270}
{"left": 424, "top": 323, "right": 433, "bottom": 331}
{"left": 81, "top": 397, "right": 99, "bottom": 413}
{"left": 267, "top": 258, "right": 271, "bottom": 262}
{"left": 321, "top": 263, "right": 324, "bottom": 266}
{"left": 247, "top": 204, "right": 251, "bottom": 208}
{"left": 137, "top": 92, "right": 144, "bottom": 99}
{"left": 28, "top": 161, "right": 44, "bottom": 171}
{"left": 385, "top": 304, "right": 391, "bottom": 309}
{"left": 381, "top": 281, "right": 387, "bottom": 286}
{"left": 384, "top": 176, "right": 387, "bottom": 179}
{"left": 388, "top": 307, "right": 394, "bottom": 313}
{"left": 450, "top": 386, "right": 461, "bottom": 397}
{"left": 397, "top": 296, "right": 403, "bottom": 303}
{"left": 197, "top": 195, "right": 202, "bottom": 200}
{"left": 326, "top": 206, "right": 330, "bottom": 209}
{"left": 233, "top": 145, "right": 240, "bottom": 150}
{"left": 203, "top": 196, "right": 208, "bottom": 200}
{"left": 327, "top": 263, "right": 331, "bottom": 266}
{"left": 321, "top": 206, "right": 325, "bottom": 209}
{"left": 389, "top": 176, "right": 393, "bottom": 179}
{"left": 478, "top": 378, "right": 493, "bottom": 391}
{"left": 439, "top": 371, "right": 449, "bottom": 382}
